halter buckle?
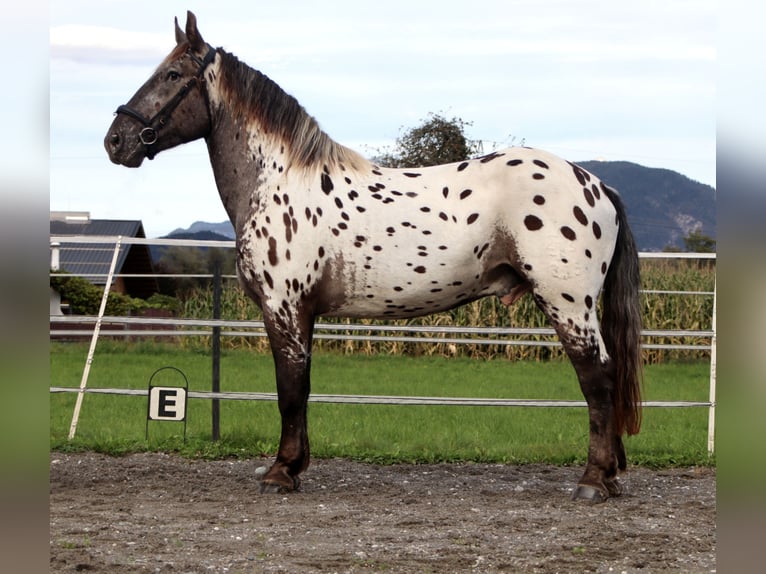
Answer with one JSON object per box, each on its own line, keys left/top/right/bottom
{"left": 139, "top": 127, "right": 158, "bottom": 145}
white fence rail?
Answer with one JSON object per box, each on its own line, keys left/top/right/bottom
{"left": 50, "top": 315, "right": 714, "bottom": 353}
{"left": 50, "top": 236, "right": 717, "bottom": 452}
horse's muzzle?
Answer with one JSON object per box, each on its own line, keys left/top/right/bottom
{"left": 104, "top": 124, "right": 147, "bottom": 168}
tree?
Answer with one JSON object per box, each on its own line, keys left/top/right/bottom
{"left": 375, "top": 113, "right": 483, "bottom": 168}
{"left": 682, "top": 229, "right": 716, "bottom": 253}
{"left": 154, "top": 245, "right": 235, "bottom": 296}
{"left": 662, "top": 229, "right": 716, "bottom": 254}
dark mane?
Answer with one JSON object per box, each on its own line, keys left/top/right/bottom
{"left": 216, "top": 50, "right": 366, "bottom": 170}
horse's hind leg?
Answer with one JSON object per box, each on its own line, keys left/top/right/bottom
{"left": 566, "top": 349, "right": 624, "bottom": 502}
{"left": 532, "top": 294, "right": 624, "bottom": 502}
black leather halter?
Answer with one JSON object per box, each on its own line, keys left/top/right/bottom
{"left": 114, "top": 46, "right": 216, "bottom": 156}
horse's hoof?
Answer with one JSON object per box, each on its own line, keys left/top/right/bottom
{"left": 259, "top": 475, "right": 301, "bottom": 494}
{"left": 259, "top": 481, "right": 288, "bottom": 494}
{"left": 572, "top": 484, "right": 608, "bottom": 503}
{"left": 605, "top": 478, "right": 623, "bottom": 497}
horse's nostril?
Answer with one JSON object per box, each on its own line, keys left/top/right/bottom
{"left": 110, "top": 133, "right": 121, "bottom": 147}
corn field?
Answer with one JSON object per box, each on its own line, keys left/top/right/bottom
{"left": 178, "top": 258, "right": 715, "bottom": 364}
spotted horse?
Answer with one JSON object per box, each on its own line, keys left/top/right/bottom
{"left": 105, "top": 11, "right": 643, "bottom": 502}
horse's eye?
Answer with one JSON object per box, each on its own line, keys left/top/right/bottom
{"left": 166, "top": 71, "right": 181, "bottom": 82}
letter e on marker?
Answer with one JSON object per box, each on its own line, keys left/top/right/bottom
{"left": 148, "top": 386, "right": 187, "bottom": 421}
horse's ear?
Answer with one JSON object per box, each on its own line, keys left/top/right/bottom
{"left": 174, "top": 16, "right": 187, "bottom": 45}
{"left": 185, "top": 10, "right": 206, "bottom": 52}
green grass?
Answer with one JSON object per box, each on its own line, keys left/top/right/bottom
{"left": 50, "top": 341, "right": 714, "bottom": 467}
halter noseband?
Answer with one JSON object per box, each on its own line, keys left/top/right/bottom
{"left": 115, "top": 46, "right": 216, "bottom": 155}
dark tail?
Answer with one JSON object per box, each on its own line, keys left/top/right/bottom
{"left": 601, "top": 186, "right": 643, "bottom": 436}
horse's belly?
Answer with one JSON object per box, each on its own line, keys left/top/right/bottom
{"left": 323, "top": 256, "right": 488, "bottom": 319}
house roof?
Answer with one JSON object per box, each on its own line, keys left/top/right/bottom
{"left": 50, "top": 214, "right": 158, "bottom": 298}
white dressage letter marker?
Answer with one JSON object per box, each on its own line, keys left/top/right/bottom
{"left": 148, "top": 387, "right": 187, "bottom": 421}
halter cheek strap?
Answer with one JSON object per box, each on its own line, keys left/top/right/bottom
{"left": 115, "top": 45, "right": 216, "bottom": 153}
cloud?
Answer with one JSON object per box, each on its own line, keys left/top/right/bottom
{"left": 50, "top": 25, "right": 173, "bottom": 66}
{"left": 49, "top": 0, "right": 717, "bottom": 237}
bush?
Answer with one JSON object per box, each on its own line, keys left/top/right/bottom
{"left": 145, "top": 293, "right": 182, "bottom": 314}
{"left": 50, "top": 272, "right": 179, "bottom": 316}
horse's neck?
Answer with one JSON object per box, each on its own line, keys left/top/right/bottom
{"left": 205, "top": 107, "right": 287, "bottom": 232}
{"left": 204, "top": 56, "right": 368, "bottom": 230}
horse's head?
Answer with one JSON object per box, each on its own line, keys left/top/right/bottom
{"left": 105, "top": 11, "right": 216, "bottom": 167}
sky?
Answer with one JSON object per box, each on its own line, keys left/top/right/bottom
{"left": 50, "top": 0, "right": 716, "bottom": 238}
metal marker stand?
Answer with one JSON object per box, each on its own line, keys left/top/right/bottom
{"left": 146, "top": 366, "right": 189, "bottom": 442}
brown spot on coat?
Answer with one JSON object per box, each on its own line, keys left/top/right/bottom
{"left": 321, "top": 173, "right": 333, "bottom": 194}
{"left": 573, "top": 206, "right": 588, "bottom": 225}
{"left": 524, "top": 215, "right": 543, "bottom": 231}
{"left": 283, "top": 217, "right": 293, "bottom": 242}
{"left": 561, "top": 226, "right": 576, "bottom": 240}
{"left": 267, "top": 237, "right": 278, "bottom": 266}
{"left": 480, "top": 152, "right": 505, "bottom": 163}
{"left": 570, "top": 162, "right": 591, "bottom": 186}
{"left": 583, "top": 187, "right": 595, "bottom": 207}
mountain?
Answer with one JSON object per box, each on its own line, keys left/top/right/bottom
{"left": 163, "top": 162, "right": 716, "bottom": 253}
{"left": 164, "top": 229, "right": 233, "bottom": 242}
{"left": 149, "top": 226, "right": 235, "bottom": 264}
{"left": 168, "top": 221, "right": 235, "bottom": 239}
{"left": 577, "top": 161, "right": 715, "bottom": 252}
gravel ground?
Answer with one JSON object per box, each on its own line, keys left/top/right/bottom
{"left": 50, "top": 452, "right": 715, "bottom": 573}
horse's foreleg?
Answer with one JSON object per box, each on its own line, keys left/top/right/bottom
{"left": 260, "top": 308, "right": 315, "bottom": 493}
